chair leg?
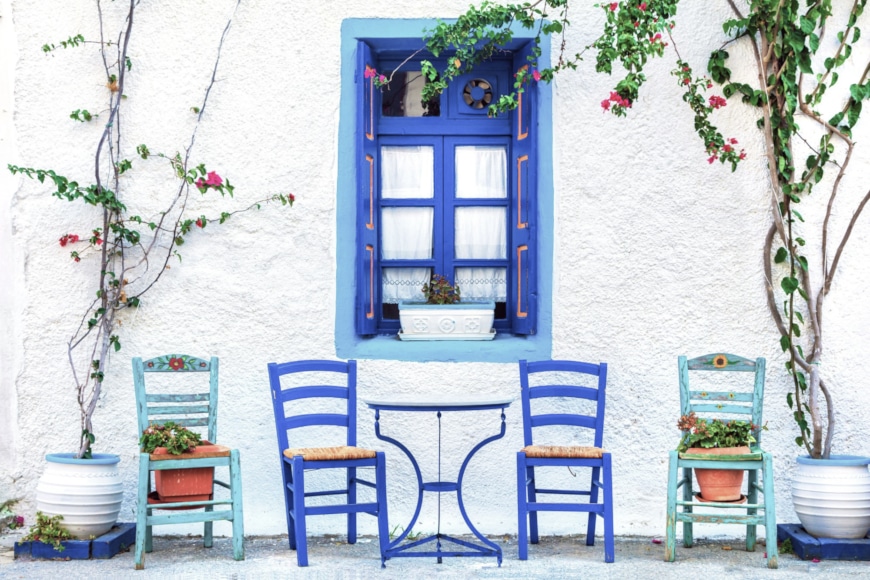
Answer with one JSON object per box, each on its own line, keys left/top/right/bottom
{"left": 763, "top": 453, "right": 778, "bottom": 569}
{"left": 230, "top": 449, "right": 245, "bottom": 561}
{"left": 291, "top": 458, "right": 309, "bottom": 566}
{"left": 602, "top": 453, "right": 614, "bottom": 563}
{"left": 745, "top": 468, "right": 758, "bottom": 552}
{"left": 517, "top": 452, "right": 529, "bottom": 560}
{"left": 135, "top": 454, "right": 150, "bottom": 570}
{"left": 527, "top": 465, "right": 539, "bottom": 544}
{"left": 681, "top": 466, "right": 694, "bottom": 548}
{"left": 375, "top": 452, "right": 389, "bottom": 568}
{"left": 586, "top": 465, "right": 600, "bottom": 547}
{"left": 665, "top": 450, "right": 679, "bottom": 562}
{"left": 347, "top": 466, "right": 357, "bottom": 544}
{"left": 281, "top": 460, "right": 296, "bottom": 551}
{"left": 204, "top": 506, "right": 214, "bottom": 548}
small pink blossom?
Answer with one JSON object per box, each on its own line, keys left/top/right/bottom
{"left": 196, "top": 218, "right": 204, "bottom": 228}
{"left": 378, "top": 74, "right": 386, "bottom": 83}
{"left": 601, "top": 99, "right": 611, "bottom": 111}
{"left": 709, "top": 95, "right": 727, "bottom": 109}
{"left": 364, "top": 67, "right": 376, "bottom": 79}
{"left": 739, "top": 151, "right": 747, "bottom": 160}
{"left": 609, "top": 2, "right": 618, "bottom": 11}
{"left": 639, "top": 2, "right": 647, "bottom": 10}
{"left": 708, "top": 155, "right": 718, "bottom": 164}
{"left": 723, "top": 144, "right": 732, "bottom": 153}
{"left": 729, "top": 138, "right": 739, "bottom": 144}
{"left": 195, "top": 178, "right": 206, "bottom": 190}
{"left": 650, "top": 33, "right": 662, "bottom": 43}
{"left": 205, "top": 171, "right": 223, "bottom": 187}
{"left": 633, "top": 21, "right": 639, "bottom": 27}
{"left": 532, "top": 70, "right": 542, "bottom": 82}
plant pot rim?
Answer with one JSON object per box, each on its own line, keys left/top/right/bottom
{"left": 399, "top": 300, "right": 495, "bottom": 309}
{"left": 44, "top": 452, "right": 120, "bottom": 465}
{"left": 797, "top": 454, "right": 870, "bottom": 466}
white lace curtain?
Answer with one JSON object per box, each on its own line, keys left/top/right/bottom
{"left": 381, "top": 145, "right": 507, "bottom": 303}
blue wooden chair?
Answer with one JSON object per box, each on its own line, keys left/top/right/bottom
{"left": 516, "top": 359, "right": 614, "bottom": 562}
{"left": 132, "top": 355, "right": 244, "bottom": 570}
{"left": 267, "top": 359, "right": 389, "bottom": 567}
{"left": 665, "top": 354, "right": 777, "bottom": 568}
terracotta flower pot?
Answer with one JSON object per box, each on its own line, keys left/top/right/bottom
{"left": 151, "top": 442, "right": 223, "bottom": 502}
{"left": 686, "top": 446, "right": 751, "bottom": 501}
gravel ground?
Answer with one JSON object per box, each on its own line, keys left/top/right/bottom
{"left": 1, "top": 530, "right": 866, "bottom": 579}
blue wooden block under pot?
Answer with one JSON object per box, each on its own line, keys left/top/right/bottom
{"left": 778, "top": 523, "right": 870, "bottom": 561}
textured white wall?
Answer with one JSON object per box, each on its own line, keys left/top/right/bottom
{"left": 2, "top": 0, "right": 869, "bottom": 542}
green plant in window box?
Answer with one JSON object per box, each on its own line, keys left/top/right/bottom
{"left": 676, "top": 412, "right": 762, "bottom": 453}
{"left": 422, "top": 274, "right": 461, "bottom": 304}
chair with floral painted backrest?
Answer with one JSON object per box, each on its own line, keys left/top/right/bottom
{"left": 132, "top": 355, "right": 244, "bottom": 570}
{"left": 516, "top": 359, "right": 614, "bottom": 563}
{"left": 665, "top": 353, "right": 777, "bottom": 568}
{"left": 267, "top": 359, "right": 389, "bottom": 567}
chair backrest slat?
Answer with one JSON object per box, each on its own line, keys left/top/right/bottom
{"left": 267, "top": 359, "right": 358, "bottom": 453}
{"left": 679, "top": 354, "right": 766, "bottom": 445}
{"left": 528, "top": 385, "right": 598, "bottom": 401}
{"left": 146, "top": 404, "right": 211, "bottom": 416}
{"left": 277, "top": 386, "right": 350, "bottom": 402}
{"left": 520, "top": 359, "right": 608, "bottom": 448}
{"left": 133, "top": 355, "right": 219, "bottom": 444}
{"left": 530, "top": 414, "right": 596, "bottom": 430}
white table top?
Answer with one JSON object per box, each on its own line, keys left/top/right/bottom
{"left": 362, "top": 396, "right": 514, "bottom": 411}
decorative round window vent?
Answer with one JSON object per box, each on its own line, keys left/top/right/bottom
{"left": 462, "top": 79, "right": 493, "bottom": 110}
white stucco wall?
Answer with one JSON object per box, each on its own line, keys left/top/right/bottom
{"left": 2, "top": 0, "right": 869, "bottom": 542}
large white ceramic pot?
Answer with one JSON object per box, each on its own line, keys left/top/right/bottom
{"left": 791, "top": 454, "right": 870, "bottom": 539}
{"left": 35, "top": 453, "right": 123, "bottom": 538}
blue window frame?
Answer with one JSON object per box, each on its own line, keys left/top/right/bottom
{"left": 336, "top": 19, "right": 553, "bottom": 362}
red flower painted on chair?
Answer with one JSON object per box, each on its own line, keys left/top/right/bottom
{"left": 168, "top": 357, "right": 185, "bottom": 371}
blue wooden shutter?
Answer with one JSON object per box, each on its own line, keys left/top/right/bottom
{"left": 356, "top": 41, "right": 378, "bottom": 335}
{"left": 511, "top": 44, "right": 537, "bottom": 334}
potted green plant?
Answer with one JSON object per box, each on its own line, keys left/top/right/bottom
{"left": 398, "top": 274, "right": 496, "bottom": 340}
{"left": 140, "top": 422, "right": 219, "bottom": 502}
{"left": 677, "top": 412, "right": 759, "bottom": 502}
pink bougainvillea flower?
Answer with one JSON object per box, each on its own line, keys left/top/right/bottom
{"left": 195, "top": 178, "right": 206, "bottom": 189}
{"left": 378, "top": 74, "right": 386, "bottom": 83}
{"left": 364, "top": 67, "right": 376, "bottom": 79}
{"left": 289, "top": 193, "right": 296, "bottom": 203}
{"left": 739, "top": 151, "right": 747, "bottom": 160}
{"left": 196, "top": 218, "right": 204, "bottom": 228}
{"left": 633, "top": 21, "right": 639, "bottom": 27}
{"left": 601, "top": 99, "right": 611, "bottom": 111}
{"left": 168, "top": 357, "right": 185, "bottom": 371}
{"left": 729, "top": 137, "right": 739, "bottom": 144}
{"left": 532, "top": 69, "right": 542, "bottom": 82}
{"left": 723, "top": 144, "right": 733, "bottom": 153}
{"left": 650, "top": 33, "right": 662, "bottom": 43}
{"left": 639, "top": 2, "right": 647, "bottom": 10}
{"left": 708, "top": 155, "right": 718, "bottom": 164}
{"left": 609, "top": 2, "right": 618, "bottom": 10}
{"left": 205, "top": 171, "right": 223, "bottom": 187}
{"left": 709, "top": 95, "right": 727, "bottom": 109}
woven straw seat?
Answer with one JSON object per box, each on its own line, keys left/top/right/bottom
{"left": 284, "top": 445, "right": 377, "bottom": 462}
{"left": 521, "top": 445, "right": 605, "bottom": 459}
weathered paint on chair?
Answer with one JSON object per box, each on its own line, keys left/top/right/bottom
{"left": 266, "top": 359, "right": 389, "bottom": 567}
{"left": 516, "top": 359, "right": 614, "bottom": 563}
{"left": 665, "top": 353, "right": 777, "bottom": 569}
{"left": 132, "top": 355, "right": 244, "bottom": 570}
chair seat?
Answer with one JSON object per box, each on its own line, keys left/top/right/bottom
{"left": 521, "top": 445, "right": 605, "bottom": 459}
{"left": 284, "top": 445, "right": 377, "bottom": 461}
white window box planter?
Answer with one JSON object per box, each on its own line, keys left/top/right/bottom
{"left": 398, "top": 301, "right": 496, "bottom": 341}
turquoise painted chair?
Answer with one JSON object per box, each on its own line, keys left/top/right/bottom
{"left": 516, "top": 359, "right": 614, "bottom": 562}
{"left": 267, "top": 359, "right": 389, "bottom": 567}
{"left": 132, "top": 355, "right": 244, "bottom": 570}
{"left": 665, "top": 353, "right": 777, "bottom": 568}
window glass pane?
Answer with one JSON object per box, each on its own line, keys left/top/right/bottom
{"left": 454, "top": 206, "right": 506, "bottom": 259}
{"left": 455, "top": 146, "right": 506, "bottom": 199}
{"left": 382, "top": 146, "right": 434, "bottom": 199}
{"left": 383, "top": 267, "right": 431, "bottom": 304}
{"left": 455, "top": 267, "right": 506, "bottom": 302}
{"left": 381, "top": 207, "right": 433, "bottom": 259}
{"left": 381, "top": 71, "right": 440, "bottom": 117}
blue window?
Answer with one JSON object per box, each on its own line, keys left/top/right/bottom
{"left": 337, "top": 19, "right": 552, "bottom": 362}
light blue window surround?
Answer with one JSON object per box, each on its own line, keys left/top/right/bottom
{"left": 336, "top": 18, "right": 552, "bottom": 362}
